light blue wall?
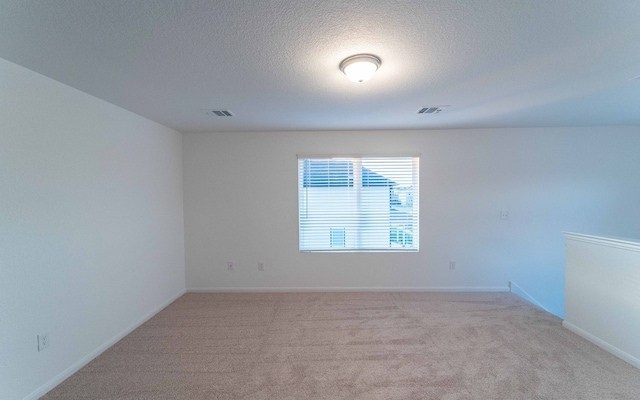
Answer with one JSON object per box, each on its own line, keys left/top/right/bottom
{"left": 184, "top": 128, "right": 640, "bottom": 318}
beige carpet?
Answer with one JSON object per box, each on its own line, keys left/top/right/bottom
{"left": 42, "top": 292, "right": 640, "bottom": 399}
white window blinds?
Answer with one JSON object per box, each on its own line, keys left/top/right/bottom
{"left": 298, "top": 156, "right": 419, "bottom": 252}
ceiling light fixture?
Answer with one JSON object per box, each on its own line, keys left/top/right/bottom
{"left": 339, "top": 54, "right": 381, "bottom": 83}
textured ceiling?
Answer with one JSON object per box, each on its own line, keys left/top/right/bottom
{"left": 1, "top": 0, "right": 639, "bottom": 133}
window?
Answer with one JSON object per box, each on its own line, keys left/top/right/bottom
{"left": 298, "top": 155, "right": 419, "bottom": 252}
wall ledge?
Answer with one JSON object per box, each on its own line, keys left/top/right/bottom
{"left": 563, "top": 232, "right": 640, "bottom": 253}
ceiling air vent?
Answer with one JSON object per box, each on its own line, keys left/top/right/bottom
{"left": 418, "top": 106, "right": 449, "bottom": 114}
{"left": 202, "top": 109, "right": 234, "bottom": 117}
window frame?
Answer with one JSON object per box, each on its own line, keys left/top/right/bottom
{"left": 297, "top": 154, "right": 420, "bottom": 253}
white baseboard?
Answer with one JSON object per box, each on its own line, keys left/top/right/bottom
{"left": 509, "top": 281, "right": 549, "bottom": 312}
{"left": 187, "top": 286, "right": 509, "bottom": 293}
{"left": 562, "top": 320, "right": 640, "bottom": 370}
{"left": 24, "top": 289, "right": 186, "bottom": 400}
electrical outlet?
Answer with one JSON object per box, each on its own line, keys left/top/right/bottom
{"left": 258, "top": 262, "right": 264, "bottom": 271}
{"left": 38, "top": 332, "right": 50, "bottom": 351}
{"left": 449, "top": 261, "right": 456, "bottom": 270}
{"left": 227, "top": 261, "right": 234, "bottom": 271}
{"left": 500, "top": 210, "right": 510, "bottom": 220}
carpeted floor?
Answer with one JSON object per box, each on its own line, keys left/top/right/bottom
{"left": 42, "top": 292, "right": 640, "bottom": 399}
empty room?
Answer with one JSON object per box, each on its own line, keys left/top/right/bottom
{"left": 2, "top": 1, "right": 640, "bottom": 399}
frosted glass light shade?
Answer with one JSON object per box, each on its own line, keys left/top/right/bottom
{"left": 340, "top": 54, "right": 381, "bottom": 83}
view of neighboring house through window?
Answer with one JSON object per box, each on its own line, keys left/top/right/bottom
{"left": 298, "top": 155, "right": 419, "bottom": 252}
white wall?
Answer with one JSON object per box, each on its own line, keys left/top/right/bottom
{"left": 183, "top": 127, "right": 640, "bottom": 318}
{"left": 0, "top": 58, "right": 186, "bottom": 400}
{"left": 563, "top": 232, "right": 640, "bottom": 369}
